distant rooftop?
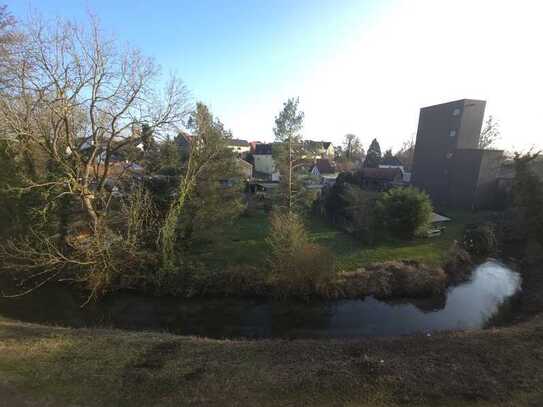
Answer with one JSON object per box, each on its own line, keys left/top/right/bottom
{"left": 361, "top": 167, "right": 402, "bottom": 181}
{"left": 312, "top": 158, "right": 335, "bottom": 174}
{"left": 228, "top": 139, "right": 249, "bottom": 147}
{"left": 254, "top": 143, "right": 273, "bottom": 155}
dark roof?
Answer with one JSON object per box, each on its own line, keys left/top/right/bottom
{"left": 176, "top": 132, "right": 193, "bottom": 146}
{"left": 254, "top": 143, "right": 273, "bottom": 155}
{"left": 313, "top": 159, "right": 335, "bottom": 174}
{"left": 361, "top": 167, "right": 402, "bottom": 181}
{"left": 380, "top": 156, "right": 403, "bottom": 166}
{"left": 228, "top": 139, "right": 249, "bottom": 147}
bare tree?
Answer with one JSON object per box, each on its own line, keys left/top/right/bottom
{"left": 342, "top": 133, "right": 364, "bottom": 161}
{"left": 0, "top": 14, "right": 189, "bottom": 232}
{"left": 0, "top": 6, "right": 17, "bottom": 90}
{"left": 0, "top": 13, "right": 190, "bottom": 299}
{"left": 479, "top": 115, "right": 500, "bottom": 149}
{"left": 395, "top": 137, "right": 415, "bottom": 170}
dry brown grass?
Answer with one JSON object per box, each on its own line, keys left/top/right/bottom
{"left": 1, "top": 312, "right": 543, "bottom": 407}
{"left": 339, "top": 260, "right": 447, "bottom": 298}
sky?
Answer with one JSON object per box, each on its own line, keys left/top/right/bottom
{"left": 6, "top": 0, "right": 543, "bottom": 152}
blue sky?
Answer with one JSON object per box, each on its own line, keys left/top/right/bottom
{"left": 6, "top": 0, "right": 543, "bottom": 152}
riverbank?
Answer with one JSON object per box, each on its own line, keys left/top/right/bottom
{"left": 1, "top": 314, "right": 543, "bottom": 406}
{"left": 0, "top": 262, "right": 541, "bottom": 406}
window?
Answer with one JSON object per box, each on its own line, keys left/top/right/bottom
{"left": 449, "top": 130, "right": 457, "bottom": 138}
{"left": 452, "top": 108, "right": 461, "bottom": 116}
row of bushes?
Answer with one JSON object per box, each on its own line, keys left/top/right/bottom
{"left": 318, "top": 180, "right": 434, "bottom": 244}
{"left": 160, "top": 257, "right": 461, "bottom": 300}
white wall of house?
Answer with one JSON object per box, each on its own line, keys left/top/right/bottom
{"left": 325, "top": 145, "right": 335, "bottom": 159}
{"left": 254, "top": 154, "right": 275, "bottom": 175}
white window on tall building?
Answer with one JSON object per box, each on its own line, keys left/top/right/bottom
{"left": 452, "top": 108, "right": 461, "bottom": 116}
{"left": 449, "top": 130, "right": 457, "bottom": 138}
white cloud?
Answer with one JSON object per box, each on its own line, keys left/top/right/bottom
{"left": 223, "top": 0, "right": 543, "bottom": 152}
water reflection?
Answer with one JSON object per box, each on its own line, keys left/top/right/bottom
{"left": 0, "top": 260, "right": 521, "bottom": 339}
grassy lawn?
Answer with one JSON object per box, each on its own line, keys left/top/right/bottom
{"left": 213, "top": 210, "right": 477, "bottom": 271}
{"left": 1, "top": 315, "right": 543, "bottom": 406}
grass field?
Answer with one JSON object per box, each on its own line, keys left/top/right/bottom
{"left": 212, "top": 210, "right": 474, "bottom": 271}
{"left": 1, "top": 312, "right": 543, "bottom": 407}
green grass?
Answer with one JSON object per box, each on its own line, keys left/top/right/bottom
{"left": 1, "top": 315, "right": 543, "bottom": 406}
{"left": 212, "top": 209, "right": 477, "bottom": 271}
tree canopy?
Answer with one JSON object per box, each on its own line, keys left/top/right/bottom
{"left": 273, "top": 97, "right": 306, "bottom": 213}
{"left": 364, "top": 138, "right": 382, "bottom": 168}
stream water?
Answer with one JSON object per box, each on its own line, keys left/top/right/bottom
{"left": 0, "top": 260, "right": 521, "bottom": 339}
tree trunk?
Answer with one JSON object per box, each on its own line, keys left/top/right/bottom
{"left": 82, "top": 191, "right": 99, "bottom": 232}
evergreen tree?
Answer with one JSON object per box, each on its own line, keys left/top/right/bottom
{"left": 177, "top": 104, "right": 244, "bottom": 246}
{"left": 364, "top": 138, "right": 382, "bottom": 168}
{"left": 273, "top": 97, "right": 306, "bottom": 213}
{"left": 160, "top": 103, "right": 244, "bottom": 270}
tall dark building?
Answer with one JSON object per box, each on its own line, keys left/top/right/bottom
{"left": 412, "top": 99, "right": 503, "bottom": 209}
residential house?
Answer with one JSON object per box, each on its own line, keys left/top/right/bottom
{"left": 253, "top": 143, "right": 279, "bottom": 181}
{"left": 310, "top": 158, "right": 339, "bottom": 186}
{"left": 378, "top": 156, "right": 411, "bottom": 183}
{"left": 379, "top": 156, "right": 404, "bottom": 170}
{"left": 236, "top": 158, "right": 253, "bottom": 180}
{"left": 227, "top": 139, "right": 250, "bottom": 156}
{"left": 249, "top": 141, "right": 260, "bottom": 153}
{"left": 360, "top": 167, "right": 404, "bottom": 191}
{"left": 304, "top": 140, "right": 335, "bottom": 160}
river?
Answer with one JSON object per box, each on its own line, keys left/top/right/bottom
{"left": 0, "top": 260, "right": 521, "bottom": 339}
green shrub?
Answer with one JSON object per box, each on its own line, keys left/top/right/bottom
{"left": 443, "top": 242, "right": 473, "bottom": 283}
{"left": 266, "top": 211, "right": 308, "bottom": 276}
{"left": 378, "top": 187, "right": 432, "bottom": 240}
{"left": 287, "top": 243, "right": 337, "bottom": 296}
{"left": 341, "top": 185, "right": 382, "bottom": 244}
{"left": 219, "top": 265, "right": 268, "bottom": 296}
{"left": 463, "top": 223, "right": 497, "bottom": 258}
{"left": 266, "top": 211, "right": 337, "bottom": 298}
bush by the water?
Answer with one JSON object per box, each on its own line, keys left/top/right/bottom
{"left": 266, "top": 211, "right": 336, "bottom": 298}
{"left": 339, "top": 260, "right": 447, "bottom": 298}
{"left": 443, "top": 242, "right": 473, "bottom": 283}
{"left": 463, "top": 223, "right": 497, "bottom": 258}
{"left": 378, "top": 187, "right": 433, "bottom": 240}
